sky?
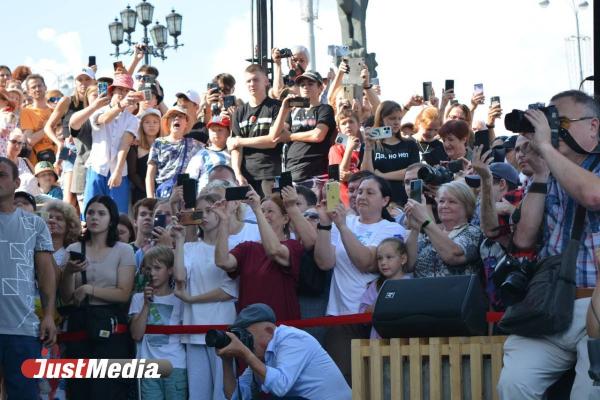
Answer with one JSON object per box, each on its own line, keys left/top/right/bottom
{"left": 4, "top": 0, "right": 595, "bottom": 136}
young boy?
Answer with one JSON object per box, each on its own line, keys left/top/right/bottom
{"left": 129, "top": 245, "right": 188, "bottom": 399}
{"left": 34, "top": 161, "right": 63, "bottom": 200}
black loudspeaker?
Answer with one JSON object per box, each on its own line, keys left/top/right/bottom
{"left": 372, "top": 275, "right": 488, "bottom": 338}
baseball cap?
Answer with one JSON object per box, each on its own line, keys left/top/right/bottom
{"left": 75, "top": 67, "right": 96, "bottom": 81}
{"left": 230, "top": 303, "right": 276, "bottom": 330}
{"left": 295, "top": 70, "right": 323, "bottom": 85}
{"left": 175, "top": 89, "right": 200, "bottom": 106}
{"left": 139, "top": 108, "right": 162, "bottom": 121}
{"left": 207, "top": 115, "right": 231, "bottom": 129}
{"left": 504, "top": 135, "right": 518, "bottom": 151}
{"left": 465, "top": 162, "right": 520, "bottom": 188}
{"left": 14, "top": 191, "right": 36, "bottom": 210}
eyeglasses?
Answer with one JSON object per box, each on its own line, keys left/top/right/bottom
{"left": 47, "top": 97, "right": 61, "bottom": 103}
{"left": 135, "top": 74, "right": 156, "bottom": 81}
{"left": 8, "top": 139, "right": 25, "bottom": 147}
{"left": 559, "top": 116, "right": 595, "bottom": 130}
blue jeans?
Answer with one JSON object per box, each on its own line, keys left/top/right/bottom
{"left": 141, "top": 367, "right": 188, "bottom": 400}
{"left": 83, "top": 168, "right": 130, "bottom": 214}
{"left": 0, "top": 334, "right": 41, "bottom": 400}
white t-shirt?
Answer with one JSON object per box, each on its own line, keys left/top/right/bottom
{"left": 327, "top": 215, "right": 406, "bottom": 316}
{"left": 128, "top": 293, "right": 186, "bottom": 368}
{"left": 182, "top": 241, "right": 238, "bottom": 344}
{"left": 88, "top": 106, "right": 139, "bottom": 177}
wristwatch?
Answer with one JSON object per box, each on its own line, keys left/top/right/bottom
{"left": 317, "top": 223, "right": 332, "bottom": 231}
{"left": 528, "top": 182, "right": 547, "bottom": 195}
{"left": 420, "top": 219, "right": 431, "bottom": 234}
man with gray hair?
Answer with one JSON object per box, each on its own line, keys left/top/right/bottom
{"left": 271, "top": 45, "right": 310, "bottom": 99}
{"left": 497, "top": 90, "right": 600, "bottom": 399}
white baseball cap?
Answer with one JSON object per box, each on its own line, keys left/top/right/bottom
{"left": 175, "top": 89, "right": 200, "bottom": 106}
{"left": 75, "top": 67, "right": 96, "bottom": 80}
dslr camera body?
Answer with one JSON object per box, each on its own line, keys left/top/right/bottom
{"left": 504, "top": 104, "right": 560, "bottom": 149}
{"left": 206, "top": 327, "right": 254, "bottom": 351}
{"left": 491, "top": 254, "right": 537, "bottom": 306}
{"left": 417, "top": 161, "right": 463, "bottom": 186}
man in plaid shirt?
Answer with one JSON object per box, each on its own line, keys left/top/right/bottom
{"left": 498, "top": 90, "right": 600, "bottom": 399}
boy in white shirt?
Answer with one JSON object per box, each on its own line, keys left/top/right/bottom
{"left": 129, "top": 245, "right": 187, "bottom": 399}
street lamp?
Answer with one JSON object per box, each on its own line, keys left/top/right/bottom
{"left": 538, "top": 0, "right": 589, "bottom": 85}
{"left": 108, "top": 1, "right": 184, "bottom": 65}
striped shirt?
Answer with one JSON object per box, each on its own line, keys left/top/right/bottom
{"left": 185, "top": 147, "right": 231, "bottom": 192}
{"left": 540, "top": 155, "right": 600, "bottom": 288}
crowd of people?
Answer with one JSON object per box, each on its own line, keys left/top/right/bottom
{"left": 0, "top": 41, "right": 599, "bottom": 400}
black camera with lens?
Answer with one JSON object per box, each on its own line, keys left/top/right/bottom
{"left": 205, "top": 327, "right": 254, "bottom": 351}
{"left": 491, "top": 254, "right": 538, "bottom": 306}
{"left": 279, "top": 48, "right": 293, "bottom": 58}
{"left": 417, "top": 165, "right": 455, "bottom": 186}
{"left": 504, "top": 104, "right": 560, "bottom": 148}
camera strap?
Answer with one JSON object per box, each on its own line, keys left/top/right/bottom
{"left": 559, "top": 128, "right": 600, "bottom": 155}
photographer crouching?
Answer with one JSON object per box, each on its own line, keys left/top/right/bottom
{"left": 210, "top": 303, "right": 350, "bottom": 400}
{"left": 497, "top": 90, "right": 600, "bottom": 399}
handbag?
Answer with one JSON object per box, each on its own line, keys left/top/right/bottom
{"left": 77, "top": 241, "right": 119, "bottom": 341}
{"left": 498, "top": 157, "right": 599, "bottom": 336}
{"left": 372, "top": 275, "right": 488, "bottom": 338}
{"left": 155, "top": 138, "right": 188, "bottom": 199}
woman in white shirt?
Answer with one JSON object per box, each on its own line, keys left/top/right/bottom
{"left": 314, "top": 174, "right": 406, "bottom": 383}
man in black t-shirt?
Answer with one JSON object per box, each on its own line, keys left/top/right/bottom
{"left": 228, "top": 64, "right": 282, "bottom": 197}
{"left": 271, "top": 71, "right": 336, "bottom": 192}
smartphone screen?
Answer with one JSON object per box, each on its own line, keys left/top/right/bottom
{"left": 490, "top": 96, "right": 501, "bottom": 107}
{"left": 278, "top": 172, "right": 293, "bottom": 189}
{"left": 288, "top": 97, "right": 310, "bottom": 108}
{"left": 225, "top": 186, "right": 250, "bottom": 201}
{"left": 98, "top": 82, "right": 108, "bottom": 97}
{"left": 176, "top": 173, "right": 189, "bottom": 187}
{"left": 445, "top": 79, "right": 454, "bottom": 92}
{"left": 326, "top": 181, "right": 341, "bottom": 212}
{"left": 223, "top": 95, "right": 236, "bottom": 109}
{"left": 410, "top": 179, "right": 423, "bottom": 203}
{"left": 474, "top": 130, "right": 491, "bottom": 152}
{"left": 182, "top": 179, "right": 198, "bottom": 209}
{"left": 153, "top": 214, "right": 166, "bottom": 229}
{"left": 69, "top": 251, "right": 85, "bottom": 262}
{"left": 422, "top": 81, "right": 433, "bottom": 101}
{"left": 328, "top": 164, "right": 340, "bottom": 181}
{"left": 88, "top": 56, "right": 96, "bottom": 67}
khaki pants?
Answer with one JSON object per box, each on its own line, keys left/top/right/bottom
{"left": 497, "top": 298, "right": 594, "bottom": 399}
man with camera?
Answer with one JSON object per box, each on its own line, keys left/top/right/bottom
{"left": 497, "top": 90, "right": 600, "bottom": 399}
{"left": 214, "top": 303, "right": 350, "bottom": 400}
{"left": 271, "top": 46, "right": 310, "bottom": 99}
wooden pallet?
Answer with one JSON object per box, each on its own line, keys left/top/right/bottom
{"left": 351, "top": 336, "right": 507, "bottom": 400}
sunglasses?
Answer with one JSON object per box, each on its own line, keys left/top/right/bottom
{"left": 47, "top": 97, "right": 61, "bottom": 103}
{"left": 303, "top": 212, "right": 319, "bottom": 220}
{"left": 558, "top": 116, "right": 595, "bottom": 130}
{"left": 8, "top": 139, "right": 25, "bottom": 147}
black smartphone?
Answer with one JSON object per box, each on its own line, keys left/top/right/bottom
{"left": 153, "top": 214, "right": 166, "bottom": 229}
{"left": 445, "top": 79, "right": 454, "bottom": 92}
{"left": 113, "top": 61, "right": 124, "bottom": 71}
{"left": 225, "top": 186, "right": 250, "bottom": 201}
{"left": 176, "top": 173, "right": 189, "bottom": 187}
{"left": 88, "top": 56, "right": 96, "bottom": 67}
{"left": 180, "top": 210, "right": 204, "bottom": 226}
{"left": 69, "top": 251, "right": 85, "bottom": 262}
{"left": 422, "top": 81, "right": 433, "bottom": 102}
{"left": 288, "top": 97, "right": 310, "bottom": 108}
{"left": 492, "top": 147, "right": 506, "bottom": 163}
{"left": 207, "top": 82, "right": 219, "bottom": 92}
{"left": 278, "top": 171, "right": 293, "bottom": 189}
{"left": 490, "top": 96, "right": 501, "bottom": 107}
{"left": 328, "top": 164, "right": 340, "bottom": 181}
{"left": 223, "top": 95, "right": 236, "bottom": 109}
{"left": 58, "top": 147, "right": 70, "bottom": 161}
{"left": 182, "top": 179, "right": 198, "bottom": 209}
{"left": 447, "top": 159, "right": 464, "bottom": 173}
{"left": 474, "top": 130, "right": 491, "bottom": 152}
{"left": 410, "top": 179, "right": 423, "bottom": 203}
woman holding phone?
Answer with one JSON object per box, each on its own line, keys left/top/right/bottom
{"left": 214, "top": 186, "right": 316, "bottom": 321}
{"left": 361, "top": 101, "right": 420, "bottom": 206}
{"left": 59, "top": 195, "right": 135, "bottom": 399}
